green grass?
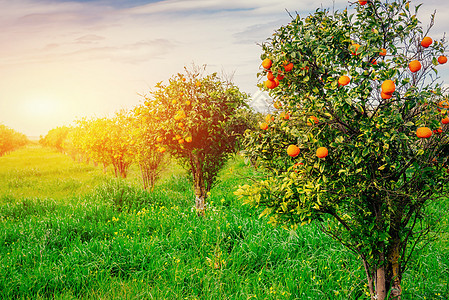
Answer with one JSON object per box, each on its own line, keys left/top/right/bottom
{"left": 0, "top": 146, "right": 448, "bottom": 299}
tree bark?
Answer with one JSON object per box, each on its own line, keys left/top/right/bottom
{"left": 376, "top": 252, "right": 387, "bottom": 300}
{"left": 387, "top": 239, "right": 402, "bottom": 299}
{"left": 192, "top": 154, "right": 206, "bottom": 216}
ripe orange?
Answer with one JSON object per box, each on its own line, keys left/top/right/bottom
{"left": 260, "top": 122, "right": 268, "bottom": 130}
{"left": 265, "top": 79, "right": 277, "bottom": 89}
{"left": 338, "top": 75, "right": 351, "bottom": 86}
{"left": 283, "top": 112, "right": 290, "bottom": 120}
{"left": 359, "top": 0, "right": 367, "bottom": 5}
{"left": 433, "top": 127, "right": 443, "bottom": 134}
{"left": 416, "top": 127, "right": 432, "bottom": 138}
{"left": 178, "top": 139, "right": 185, "bottom": 144}
{"left": 379, "top": 48, "right": 387, "bottom": 56}
{"left": 277, "top": 73, "right": 284, "bottom": 80}
{"left": 316, "top": 147, "right": 328, "bottom": 158}
{"left": 421, "top": 36, "right": 432, "bottom": 48}
{"left": 409, "top": 60, "right": 421, "bottom": 73}
{"left": 307, "top": 116, "right": 319, "bottom": 126}
{"left": 350, "top": 43, "right": 360, "bottom": 55}
{"left": 437, "top": 100, "right": 449, "bottom": 108}
{"left": 438, "top": 55, "right": 447, "bottom": 64}
{"left": 262, "top": 58, "right": 272, "bottom": 69}
{"left": 381, "top": 79, "right": 395, "bottom": 95}
{"left": 267, "top": 72, "right": 275, "bottom": 80}
{"left": 156, "top": 137, "right": 163, "bottom": 143}
{"left": 287, "top": 145, "right": 300, "bottom": 157}
{"left": 185, "top": 136, "right": 192, "bottom": 143}
{"left": 381, "top": 92, "right": 392, "bottom": 99}
{"left": 371, "top": 59, "right": 378, "bottom": 65}
{"left": 283, "top": 61, "right": 294, "bottom": 72}
{"left": 159, "top": 147, "right": 166, "bottom": 153}
{"left": 442, "top": 117, "right": 449, "bottom": 125}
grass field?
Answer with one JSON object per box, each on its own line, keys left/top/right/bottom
{"left": 0, "top": 145, "right": 448, "bottom": 299}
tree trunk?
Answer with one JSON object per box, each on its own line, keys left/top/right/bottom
{"left": 372, "top": 237, "right": 402, "bottom": 300}
{"left": 387, "top": 239, "right": 402, "bottom": 299}
{"left": 192, "top": 154, "right": 206, "bottom": 216}
{"left": 376, "top": 251, "right": 387, "bottom": 300}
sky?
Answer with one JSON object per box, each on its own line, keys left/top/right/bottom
{"left": 1, "top": 0, "right": 448, "bottom": 137}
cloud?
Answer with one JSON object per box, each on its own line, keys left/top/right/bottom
{"left": 75, "top": 34, "right": 106, "bottom": 44}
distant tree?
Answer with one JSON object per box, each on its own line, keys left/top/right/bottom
{"left": 144, "top": 65, "right": 250, "bottom": 215}
{"left": 70, "top": 112, "right": 135, "bottom": 178}
{"left": 130, "top": 104, "right": 169, "bottom": 191}
{"left": 0, "top": 124, "right": 28, "bottom": 156}
{"left": 39, "top": 126, "right": 70, "bottom": 152}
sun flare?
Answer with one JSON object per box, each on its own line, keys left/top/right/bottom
{"left": 23, "top": 96, "right": 60, "bottom": 117}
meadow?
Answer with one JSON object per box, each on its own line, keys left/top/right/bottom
{"left": 0, "top": 145, "right": 448, "bottom": 299}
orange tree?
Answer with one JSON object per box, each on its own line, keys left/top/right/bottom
{"left": 39, "top": 126, "right": 70, "bottom": 152}
{"left": 130, "top": 104, "right": 168, "bottom": 191}
{"left": 70, "top": 112, "right": 135, "bottom": 178}
{"left": 144, "top": 65, "right": 249, "bottom": 216}
{"left": 0, "top": 124, "right": 28, "bottom": 156}
{"left": 236, "top": 1, "right": 448, "bottom": 299}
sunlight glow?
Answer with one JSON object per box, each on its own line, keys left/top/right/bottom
{"left": 23, "top": 96, "right": 60, "bottom": 117}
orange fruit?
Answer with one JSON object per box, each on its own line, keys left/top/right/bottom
{"left": 283, "top": 112, "right": 290, "bottom": 120}
{"left": 437, "top": 100, "right": 449, "bottom": 108}
{"left": 307, "top": 116, "right": 319, "bottom": 126}
{"left": 264, "top": 79, "right": 277, "bottom": 89}
{"left": 260, "top": 122, "right": 268, "bottom": 130}
{"left": 381, "top": 92, "right": 392, "bottom": 99}
{"left": 277, "top": 73, "right": 284, "bottom": 80}
{"left": 438, "top": 55, "right": 447, "bottom": 64}
{"left": 421, "top": 36, "right": 432, "bottom": 48}
{"left": 409, "top": 60, "right": 421, "bottom": 73}
{"left": 433, "top": 128, "right": 443, "bottom": 134}
{"left": 316, "top": 147, "right": 328, "bottom": 158}
{"left": 195, "top": 81, "right": 201, "bottom": 87}
{"left": 267, "top": 72, "right": 275, "bottom": 80}
{"left": 287, "top": 145, "right": 300, "bottom": 157}
{"left": 185, "top": 136, "right": 192, "bottom": 143}
{"left": 338, "top": 75, "right": 351, "bottom": 86}
{"left": 159, "top": 147, "right": 166, "bottom": 153}
{"left": 283, "top": 61, "right": 294, "bottom": 72}
{"left": 371, "top": 59, "right": 378, "bottom": 65}
{"left": 442, "top": 117, "right": 449, "bottom": 125}
{"left": 350, "top": 43, "right": 360, "bottom": 55}
{"left": 379, "top": 48, "right": 387, "bottom": 56}
{"left": 178, "top": 139, "right": 185, "bottom": 144}
{"left": 359, "top": 0, "right": 367, "bottom": 5}
{"left": 416, "top": 127, "right": 432, "bottom": 138}
{"left": 262, "top": 58, "right": 272, "bottom": 69}
{"left": 156, "top": 137, "right": 163, "bottom": 143}
{"left": 381, "top": 79, "right": 395, "bottom": 95}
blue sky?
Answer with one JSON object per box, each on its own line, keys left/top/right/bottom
{"left": 0, "top": 0, "right": 448, "bottom": 136}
